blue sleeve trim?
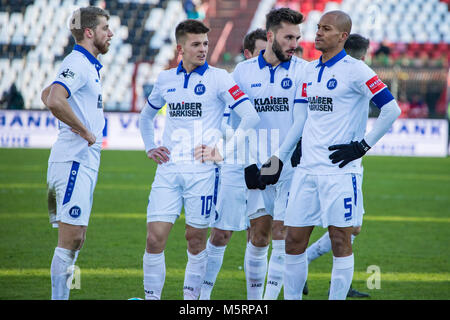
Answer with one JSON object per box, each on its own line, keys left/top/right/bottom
{"left": 371, "top": 88, "right": 394, "bottom": 109}
{"left": 229, "top": 97, "right": 249, "bottom": 110}
{"left": 52, "top": 81, "right": 71, "bottom": 98}
{"left": 223, "top": 113, "right": 230, "bottom": 117}
{"left": 294, "top": 99, "right": 308, "bottom": 104}
{"left": 147, "top": 98, "right": 162, "bottom": 110}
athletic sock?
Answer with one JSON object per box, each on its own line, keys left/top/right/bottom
{"left": 263, "top": 239, "right": 285, "bottom": 300}
{"left": 143, "top": 251, "right": 166, "bottom": 300}
{"left": 183, "top": 249, "right": 208, "bottom": 300}
{"left": 199, "top": 240, "right": 227, "bottom": 300}
{"left": 245, "top": 241, "right": 269, "bottom": 300}
{"left": 329, "top": 254, "right": 354, "bottom": 300}
{"left": 306, "top": 231, "right": 332, "bottom": 264}
{"left": 50, "top": 247, "right": 78, "bottom": 300}
{"left": 283, "top": 252, "right": 307, "bottom": 300}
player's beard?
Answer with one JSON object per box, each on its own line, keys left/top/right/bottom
{"left": 272, "top": 37, "right": 291, "bottom": 62}
{"left": 94, "top": 35, "right": 109, "bottom": 55}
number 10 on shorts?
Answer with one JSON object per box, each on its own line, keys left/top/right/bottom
{"left": 201, "top": 195, "right": 213, "bottom": 219}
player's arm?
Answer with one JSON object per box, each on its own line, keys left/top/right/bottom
{"left": 196, "top": 98, "right": 259, "bottom": 163}
{"left": 258, "top": 99, "right": 308, "bottom": 186}
{"left": 329, "top": 72, "right": 401, "bottom": 168}
{"left": 45, "top": 83, "right": 95, "bottom": 146}
{"left": 139, "top": 103, "right": 170, "bottom": 164}
{"left": 41, "top": 85, "right": 51, "bottom": 106}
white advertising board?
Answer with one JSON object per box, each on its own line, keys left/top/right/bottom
{"left": 0, "top": 110, "right": 448, "bottom": 157}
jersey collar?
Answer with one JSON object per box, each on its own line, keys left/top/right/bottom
{"left": 316, "top": 49, "right": 347, "bottom": 68}
{"left": 257, "top": 50, "right": 291, "bottom": 70}
{"left": 176, "top": 61, "right": 209, "bottom": 76}
{"left": 73, "top": 44, "right": 103, "bottom": 73}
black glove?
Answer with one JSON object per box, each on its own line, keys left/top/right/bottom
{"left": 290, "top": 138, "right": 302, "bottom": 168}
{"left": 259, "top": 155, "right": 283, "bottom": 185}
{"left": 328, "top": 139, "right": 371, "bottom": 168}
{"left": 244, "top": 164, "right": 266, "bottom": 190}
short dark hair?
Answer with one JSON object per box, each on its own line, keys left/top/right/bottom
{"left": 243, "top": 28, "right": 267, "bottom": 53}
{"left": 265, "top": 7, "right": 303, "bottom": 32}
{"left": 175, "top": 19, "right": 210, "bottom": 44}
{"left": 70, "top": 6, "right": 110, "bottom": 42}
{"left": 344, "top": 33, "right": 370, "bottom": 60}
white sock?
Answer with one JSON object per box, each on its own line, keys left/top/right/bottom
{"left": 306, "top": 231, "right": 332, "bottom": 264}
{"left": 329, "top": 254, "right": 354, "bottom": 300}
{"left": 263, "top": 240, "right": 285, "bottom": 300}
{"left": 199, "top": 240, "right": 226, "bottom": 300}
{"left": 283, "top": 252, "right": 307, "bottom": 300}
{"left": 183, "top": 249, "right": 207, "bottom": 300}
{"left": 245, "top": 241, "right": 268, "bottom": 300}
{"left": 50, "top": 247, "right": 78, "bottom": 300}
{"left": 143, "top": 251, "right": 166, "bottom": 300}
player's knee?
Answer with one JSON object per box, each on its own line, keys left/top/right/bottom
{"left": 210, "top": 229, "right": 232, "bottom": 247}
{"left": 352, "top": 226, "right": 361, "bottom": 236}
{"left": 329, "top": 229, "right": 352, "bottom": 255}
{"left": 251, "top": 230, "right": 270, "bottom": 247}
{"left": 285, "top": 233, "right": 307, "bottom": 255}
{"left": 70, "top": 234, "right": 85, "bottom": 251}
{"left": 146, "top": 232, "right": 165, "bottom": 253}
{"left": 185, "top": 232, "right": 207, "bottom": 255}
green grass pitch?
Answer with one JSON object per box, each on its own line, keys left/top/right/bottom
{"left": 0, "top": 148, "right": 449, "bottom": 300}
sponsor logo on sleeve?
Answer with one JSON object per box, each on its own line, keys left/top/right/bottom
{"left": 365, "top": 75, "right": 386, "bottom": 94}
{"left": 228, "top": 85, "right": 245, "bottom": 100}
{"left": 301, "top": 83, "right": 307, "bottom": 97}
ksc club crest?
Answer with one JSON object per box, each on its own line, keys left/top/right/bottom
{"left": 194, "top": 83, "right": 206, "bottom": 95}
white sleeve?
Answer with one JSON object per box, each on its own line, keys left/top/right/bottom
{"left": 276, "top": 100, "right": 308, "bottom": 163}
{"left": 364, "top": 99, "right": 401, "bottom": 147}
{"left": 53, "top": 56, "right": 87, "bottom": 98}
{"left": 222, "top": 99, "right": 260, "bottom": 162}
{"left": 139, "top": 103, "right": 159, "bottom": 153}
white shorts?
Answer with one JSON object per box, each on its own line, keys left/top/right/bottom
{"left": 285, "top": 170, "right": 363, "bottom": 228}
{"left": 47, "top": 161, "right": 98, "bottom": 227}
{"left": 147, "top": 167, "right": 219, "bottom": 228}
{"left": 211, "top": 165, "right": 247, "bottom": 231}
{"left": 246, "top": 178, "right": 292, "bottom": 222}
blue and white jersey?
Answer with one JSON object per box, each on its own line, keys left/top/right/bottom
{"left": 49, "top": 44, "right": 105, "bottom": 171}
{"left": 298, "top": 49, "right": 394, "bottom": 174}
{"left": 146, "top": 61, "right": 249, "bottom": 172}
{"left": 232, "top": 51, "right": 308, "bottom": 179}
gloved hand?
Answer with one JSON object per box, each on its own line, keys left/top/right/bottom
{"left": 328, "top": 139, "right": 371, "bottom": 168}
{"left": 244, "top": 164, "right": 266, "bottom": 190}
{"left": 290, "top": 138, "right": 302, "bottom": 168}
{"left": 259, "top": 155, "right": 283, "bottom": 185}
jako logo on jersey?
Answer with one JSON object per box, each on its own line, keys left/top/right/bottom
{"left": 308, "top": 96, "right": 333, "bottom": 112}
{"left": 251, "top": 83, "right": 262, "bottom": 88}
{"left": 69, "top": 206, "right": 81, "bottom": 218}
{"left": 365, "top": 75, "right": 386, "bottom": 94}
{"left": 253, "top": 96, "right": 289, "bottom": 112}
{"left": 168, "top": 102, "right": 202, "bottom": 117}
{"left": 281, "top": 78, "right": 292, "bottom": 89}
{"left": 194, "top": 83, "right": 206, "bottom": 95}
{"left": 167, "top": 88, "right": 176, "bottom": 93}
{"left": 327, "top": 78, "right": 338, "bottom": 90}
{"left": 228, "top": 85, "right": 245, "bottom": 100}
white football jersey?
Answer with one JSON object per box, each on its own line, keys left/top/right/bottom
{"left": 298, "top": 49, "right": 394, "bottom": 174}
{"left": 146, "top": 61, "right": 250, "bottom": 172}
{"left": 232, "top": 51, "right": 308, "bottom": 178}
{"left": 49, "top": 44, "right": 105, "bottom": 171}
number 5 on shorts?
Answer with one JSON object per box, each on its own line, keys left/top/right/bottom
{"left": 201, "top": 195, "right": 213, "bottom": 219}
{"left": 344, "top": 197, "right": 352, "bottom": 221}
